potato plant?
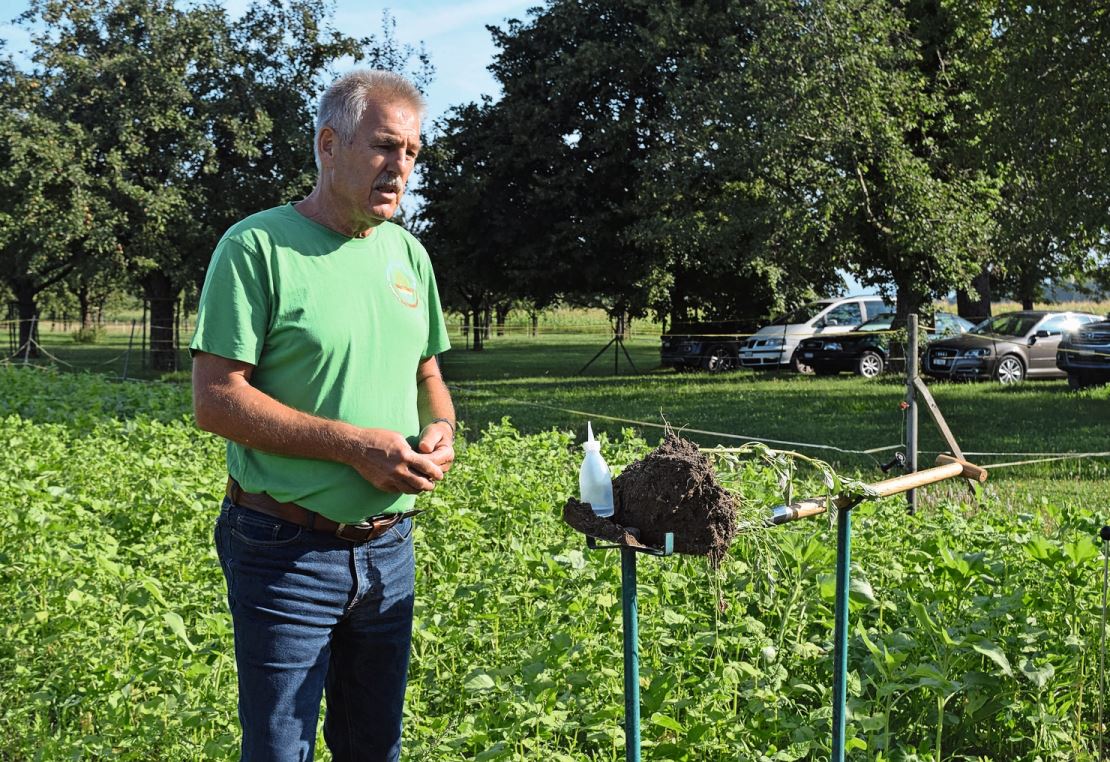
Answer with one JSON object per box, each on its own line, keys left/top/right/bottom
{"left": 0, "top": 367, "right": 1106, "bottom": 760}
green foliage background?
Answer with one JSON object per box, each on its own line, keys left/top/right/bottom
{"left": 1, "top": 367, "right": 1108, "bottom": 760}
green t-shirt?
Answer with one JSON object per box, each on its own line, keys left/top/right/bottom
{"left": 190, "top": 203, "right": 450, "bottom": 522}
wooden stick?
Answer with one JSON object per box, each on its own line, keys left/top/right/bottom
{"left": 933, "top": 453, "right": 988, "bottom": 483}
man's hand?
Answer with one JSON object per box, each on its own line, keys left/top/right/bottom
{"left": 193, "top": 351, "right": 450, "bottom": 496}
{"left": 347, "top": 428, "right": 444, "bottom": 495}
{"left": 417, "top": 421, "right": 455, "bottom": 474}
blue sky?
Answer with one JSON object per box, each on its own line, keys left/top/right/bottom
{"left": 0, "top": 1, "right": 539, "bottom": 218}
{"left": 0, "top": 0, "right": 537, "bottom": 125}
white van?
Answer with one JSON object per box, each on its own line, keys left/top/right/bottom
{"left": 738, "top": 295, "right": 892, "bottom": 371}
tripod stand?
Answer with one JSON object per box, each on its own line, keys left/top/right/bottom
{"left": 576, "top": 314, "right": 639, "bottom": 376}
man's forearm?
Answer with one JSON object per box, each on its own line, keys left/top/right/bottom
{"left": 195, "top": 373, "right": 364, "bottom": 465}
{"left": 416, "top": 358, "right": 455, "bottom": 430}
{"left": 192, "top": 352, "right": 444, "bottom": 494}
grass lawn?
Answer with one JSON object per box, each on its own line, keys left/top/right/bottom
{"left": 9, "top": 320, "right": 192, "bottom": 381}
{"left": 13, "top": 323, "right": 1109, "bottom": 505}
{"left": 440, "top": 332, "right": 1110, "bottom": 507}
{"left": 3, "top": 314, "right": 1109, "bottom": 760}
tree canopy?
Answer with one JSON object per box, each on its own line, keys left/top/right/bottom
{"left": 3, "top": 0, "right": 1106, "bottom": 359}
{"left": 1, "top": 0, "right": 432, "bottom": 367}
{"left": 419, "top": 0, "right": 1107, "bottom": 335}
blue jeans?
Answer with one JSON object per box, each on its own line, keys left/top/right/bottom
{"left": 214, "top": 498, "right": 415, "bottom": 761}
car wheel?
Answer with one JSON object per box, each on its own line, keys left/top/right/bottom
{"left": 702, "top": 344, "right": 737, "bottom": 372}
{"left": 1067, "top": 373, "right": 1088, "bottom": 391}
{"left": 857, "top": 350, "right": 885, "bottom": 378}
{"left": 790, "top": 351, "right": 814, "bottom": 375}
{"left": 994, "top": 355, "right": 1025, "bottom": 384}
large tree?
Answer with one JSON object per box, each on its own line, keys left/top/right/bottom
{"left": 734, "top": 0, "right": 999, "bottom": 321}
{"left": 482, "top": 0, "right": 679, "bottom": 326}
{"left": 984, "top": 1, "right": 1109, "bottom": 307}
{"left": 0, "top": 61, "right": 116, "bottom": 355}
{"left": 14, "top": 0, "right": 432, "bottom": 369}
{"left": 628, "top": 0, "right": 841, "bottom": 326}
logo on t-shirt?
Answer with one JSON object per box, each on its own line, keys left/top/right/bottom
{"left": 386, "top": 263, "right": 420, "bottom": 309}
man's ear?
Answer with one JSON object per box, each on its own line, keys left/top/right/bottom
{"left": 317, "top": 126, "right": 337, "bottom": 167}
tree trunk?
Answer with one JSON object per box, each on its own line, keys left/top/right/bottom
{"left": 78, "top": 284, "right": 94, "bottom": 330}
{"left": 894, "top": 281, "right": 929, "bottom": 326}
{"left": 613, "top": 310, "right": 628, "bottom": 341}
{"left": 957, "top": 266, "right": 991, "bottom": 323}
{"left": 891, "top": 280, "right": 930, "bottom": 371}
{"left": 668, "top": 266, "right": 689, "bottom": 328}
{"left": 14, "top": 287, "right": 39, "bottom": 359}
{"left": 530, "top": 310, "right": 538, "bottom": 337}
{"left": 470, "top": 308, "right": 484, "bottom": 351}
{"left": 495, "top": 303, "right": 508, "bottom": 337}
{"left": 144, "top": 272, "right": 179, "bottom": 372}
{"left": 1017, "top": 265, "right": 1039, "bottom": 311}
{"left": 482, "top": 307, "right": 491, "bottom": 340}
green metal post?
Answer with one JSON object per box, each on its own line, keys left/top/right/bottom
{"left": 831, "top": 506, "right": 851, "bottom": 762}
{"left": 621, "top": 546, "right": 641, "bottom": 762}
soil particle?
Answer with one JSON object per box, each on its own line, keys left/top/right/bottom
{"left": 563, "top": 433, "right": 739, "bottom": 563}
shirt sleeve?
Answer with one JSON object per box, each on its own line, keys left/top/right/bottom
{"left": 189, "top": 237, "right": 271, "bottom": 364}
{"left": 421, "top": 260, "right": 451, "bottom": 360}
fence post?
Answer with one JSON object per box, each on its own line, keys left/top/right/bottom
{"left": 122, "top": 319, "right": 137, "bottom": 380}
{"left": 141, "top": 300, "right": 148, "bottom": 370}
{"left": 23, "top": 315, "right": 37, "bottom": 364}
{"left": 905, "top": 313, "right": 919, "bottom": 514}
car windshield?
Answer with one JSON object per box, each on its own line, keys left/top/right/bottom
{"left": 971, "top": 314, "right": 1041, "bottom": 338}
{"left": 770, "top": 301, "right": 832, "bottom": 326}
{"left": 854, "top": 313, "right": 894, "bottom": 332}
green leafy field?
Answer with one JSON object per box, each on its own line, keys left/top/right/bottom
{"left": 1, "top": 365, "right": 1108, "bottom": 760}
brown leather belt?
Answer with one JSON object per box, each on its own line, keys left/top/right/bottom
{"left": 225, "top": 478, "right": 422, "bottom": 543}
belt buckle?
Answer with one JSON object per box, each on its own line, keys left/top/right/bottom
{"left": 334, "top": 521, "right": 374, "bottom": 542}
{"left": 334, "top": 514, "right": 401, "bottom": 543}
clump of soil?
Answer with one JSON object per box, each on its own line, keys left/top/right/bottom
{"left": 563, "top": 433, "right": 739, "bottom": 563}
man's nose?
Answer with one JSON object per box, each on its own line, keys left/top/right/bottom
{"left": 386, "top": 147, "right": 411, "bottom": 172}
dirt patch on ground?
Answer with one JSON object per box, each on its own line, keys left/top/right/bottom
{"left": 563, "top": 433, "right": 738, "bottom": 563}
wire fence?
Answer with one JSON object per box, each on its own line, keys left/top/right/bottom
{"left": 3, "top": 315, "right": 192, "bottom": 379}
{"left": 4, "top": 314, "right": 1108, "bottom": 480}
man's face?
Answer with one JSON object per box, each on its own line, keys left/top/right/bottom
{"left": 321, "top": 99, "right": 421, "bottom": 231}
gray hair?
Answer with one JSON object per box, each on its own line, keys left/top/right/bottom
{"left": 313, "top": 69, "right": 426, "bottom": 170}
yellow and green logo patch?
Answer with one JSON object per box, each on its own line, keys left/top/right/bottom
{"left": 386, "top": 263, "right": 420, "bottom": 309}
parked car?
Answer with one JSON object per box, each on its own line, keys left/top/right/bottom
{"left": 660, "top": 319, "right": 756, "bottom": 372}
{"left": 737, "top": 295, "right": 892, "bottom": 372}
{"left": 797, "top": 311, "right": 975, "bottom": 378}
{"left": 1056, "top": 318, "right": 1110, "bottom": 390}
{"left": 924, "top": 311, "right": 1103, "bottom": 384}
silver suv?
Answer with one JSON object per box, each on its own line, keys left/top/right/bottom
{"left": 739, "top": 296, "right": 892, "bottom": 372}
{"left": 1057, "top": 319, "right": 1110, "bottom": 389}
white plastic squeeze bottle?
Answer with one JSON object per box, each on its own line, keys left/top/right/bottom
{"left": 579, "top": 422, "right": 614, "bottom": 518}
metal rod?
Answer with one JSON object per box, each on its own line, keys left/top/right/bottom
{"left": 621, "top": 546, "right": 641, "bottom": 762}
{"left": 1099, "top": 525, "right": 1109, "bottom": 762}
{"left": 141, "top": 300, "right": 147, "bottom": 369}
{"left": 831, "top": 504, "right": 852, "bottom": 762}
{"left": 906, "top": 313, "right": 919, "bottom": 514}
{"left": 122, "top": 319, "right": 136, "bottom": 380}
{"left": 576, "top": 336, "right": 617, "bottom": 376}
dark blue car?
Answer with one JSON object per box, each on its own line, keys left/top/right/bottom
{"left": 797, "top": 312, "right": 975, "bottom": 377}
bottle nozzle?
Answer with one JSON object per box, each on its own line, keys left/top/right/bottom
{"left": 583, "top": 421, "right": 600, "bottom": 451}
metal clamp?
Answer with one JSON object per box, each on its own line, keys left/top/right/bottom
{"left": 585, "top": 528, "right": 674, "bottom": 557}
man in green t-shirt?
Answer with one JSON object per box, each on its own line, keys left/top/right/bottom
{"left": 191, "top": 69, "right": 454, "bottom": 762}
